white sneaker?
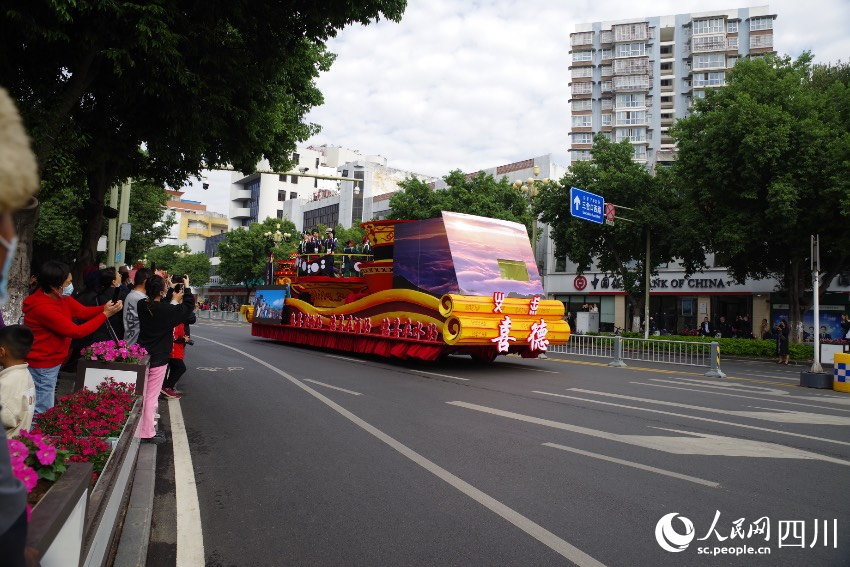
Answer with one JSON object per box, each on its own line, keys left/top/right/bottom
{"left": 154, "top": 413, "right": 160, "bottom": 419}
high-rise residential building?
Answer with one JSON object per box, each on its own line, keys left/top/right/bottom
{"left": 568, "top": 6, "right": 776, "bottom": 168}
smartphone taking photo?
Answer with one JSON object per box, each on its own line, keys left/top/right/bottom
{"left": 112, "top": 286, "right": 121, "bottom": 303}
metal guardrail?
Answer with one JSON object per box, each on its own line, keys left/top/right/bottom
{"left": 548, "top": 334, "right": 725, "bottom": 377}
{"left": 196, "top": 310, "right": 246, "bottom": 322}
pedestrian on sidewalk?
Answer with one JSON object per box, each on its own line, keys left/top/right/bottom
{"left": 161, "top": 320, "right": 188, "bottom": 399}
{"left": 137, "top": 276, "right": 189, "bottom": 444}
{"left": 0, "top": 84, "right": 42, "bottom": 566}
{"left": 123, "top": 268, "right": 152, "bottom": 346}
{"left": 0, "top": 325, "right": 35, "bottom": 438}
{"left": 775, "top": 319, "right": 790, "bottom": 365}
{"left": 23, "top": 260, "right": 123, "bottom": 415}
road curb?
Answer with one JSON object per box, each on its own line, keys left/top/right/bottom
{"left": 113, "top": 444, "right": 157, "bottom": 567}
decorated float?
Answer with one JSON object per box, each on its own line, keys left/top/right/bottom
{"left": 251, "top": 211, "right": 570, "bottom": 361}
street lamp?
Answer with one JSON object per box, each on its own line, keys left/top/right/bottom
{"left": 174, "top": 245, "right": 191, "bottom": 259}
{"left": 263, "top": 224, "right": 288, "bottom": 285}
{"left": 513, "top": 165, "right": 550, "bottom": 276}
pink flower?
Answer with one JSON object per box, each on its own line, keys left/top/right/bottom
{"left": 7, "top": 439, "right": 28, "bottom": 466}
{"left": 36, "top": 445, "right": 56, "bottom": 466}
{"left": 19, "top": 465, "right": 38, "bottom": 492}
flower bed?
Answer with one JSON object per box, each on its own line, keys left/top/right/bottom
{"left": 34, "top": 379, "right": 136, "bottom": 479}
{"left": 75, "top": 340, "right": 150, "bottom": 395}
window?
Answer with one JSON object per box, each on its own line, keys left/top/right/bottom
{"left": 692, "top": 18, "right": 724, "bottom": 35}
{"left": 572, "top": 66, "right": 593, "bottom": 78}
{"left": 727, "top": 20, "right": 738, "bottom": 33}
{"left": 289, "top": 191, "right": 298, "bottom": 199}
{"left": 601, "top": 80, "right": 613, "bottom": 92}
{"left": 692, "top": 35, "right": 726, "bottom": 52}
{"left": 279, "top": 174, "right": 288, "bottom": 183}
{"left": 615, "top": 43, "right": 645, "bottom": 58}
{"left": 572, "top": 99, "right": 592, "bottom": 111}
{"left": 749, "top": 16, "right": 773, "bottom": 31}
{"left": 276, "top": 210, "right": 283, "bottom": 220}
{"left": 571, "top": 114, "right": 592, "bottom": 128}
{"left": 616, "top": 93, "right": 644, "bottom": 108}
{"left": 613, "top": 22, "right": 648, "bottom": 42}
{"left": 278, "top": 190, "right": 286, "bottom": 201}
{"left": 633, "top": 145, "right": 647, "bottom": 160}
{"left": 601, "top": 113, "right": 613, "bottom": 126}
{"left": 600, "top": 48, "right": 613, "bottom": 61}
{"left": 750, "top": 34, "right": 773, "bottom": 49}
{"left": 572, "top": 50, "right": 593, "bottom": 62}
{"left": 290, "top": 176, "right": 298, "bottom": 184}
{"left": 600, "top": 65, "right": 613, "bottom": 77}
{"left": 613, "top": 75, "right": 650, "bottom": 91}
{"left": 572, "top": 133, "right": 593, "bottom": 145}
{"left": 692, "top": 72, "right": 725, "bottom": 87}
{"left": 693, "top": 53, "right": 724, "bottom": 69}
{"left": 601, "top": 98, "right": 613, "bottom": 110}
{"left": 600, "top": 30, "right": 613, "bottom": 44}
{"left": 615, "top": 110, "right": 646, "bottom": 125}
{"left": 571, "top": 82, "right": 593, "bottom": 96}
{"left": 598, "top": 131, "right": 611, "bottom": 141}
{"left": 292, "top": 152, "right": 300, "bottom": 163}
{"left": 571, "top": 32, "right": 594, "bottom": 46}
{"left": 571, "top": 150, "right": 591, "bottom": 161}
{"left": 615, "top": 127, "right": 646, "bottom": 142}
{"left": 315, "top": 157, "right": 320, "bottom": 168}
{"left": 727, "top": 37, "right": 738, "bottom": 50}
{"left": 727, "top": 56, "right": 738, "bottom": 68}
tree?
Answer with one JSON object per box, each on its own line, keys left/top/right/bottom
{"left": 143, "top": 245, "right": 180, "bottom": 274}
{"left": 1, "top": 0, "right": 407, "bottom": 305}
{"left": 172, "top": 253, "right": 211, "bottom": 289}
{"left": 389, "top": 170, "right": 533, "bottom": 233}
{"left": 124, "top": 181, "right": 176, "bottom": 267}
{"left": 671, "top": 53, "right": 850, "bottom": 340}
{"left": 536, "top": 136, "right": 692, "bottom": 327}
{"left": 217, "top": 218, "right": 297, "bottom": 293}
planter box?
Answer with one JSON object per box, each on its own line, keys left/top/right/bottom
{"left": 81, "top": 399, "right": 142, "bottom": 567}
{"left": 27, "top": 462, "right": 93, "bottom": 567}
{"left": 820, "top": 343, "right": 849, "bottom": 365}
{"left": 75, "top": 355, "right": 150, "bottom": 395}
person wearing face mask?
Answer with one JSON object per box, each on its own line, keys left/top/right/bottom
{"left": 136, "top": 275, "right": 189, "bottom": 444}
{"left": 21, "top": 260, "right": 123, "bottom": 415}
{"left": 0, "top": 85, "right": 40, "bottom": 567}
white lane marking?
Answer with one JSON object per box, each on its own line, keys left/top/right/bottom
{"left": 634, "top": 381, "right": 850, "bottom": 413}
{"left": 542, "top": 443, "right": 719, "bottom": 488}
{"left": 325, "top": 354, "right": 365, "bottom": 363}
{"left": 568, "top": 388, "right": 850, "bottom": 426}
{"left": 197, "top": 336, "right": 603, "bottom": 567}
{"left": 532, "top": 391, "right": 850, "bottom": 448}
{"left": 303, "top": 379, "right": 363, "bottom": 396}
{"left": 169, "top": 399, "right": 205, "bottom": 567}
{"left": 657, "top": 378, "right": 850, "bottom": 406}
{"left": 410, "top": 370, "right": 470, "bottom": 381}
{"left": 520, "top": 368, "right": 560, "bottom": 374}
{"left": 450, "top": 400, "right": 850, "bottom": 466}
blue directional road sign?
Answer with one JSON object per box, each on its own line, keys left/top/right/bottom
{"left": 570, "top": 186, "right": 605, "bottom": 224}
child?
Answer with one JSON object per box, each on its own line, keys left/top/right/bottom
{"left": 160, "top": 320, "right": 187, "bottom": 399}
{"left": 0, "top": 325, "right": 36, "bottom": 438}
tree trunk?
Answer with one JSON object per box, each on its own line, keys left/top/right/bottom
{"left": 72, "top": 170, "right": 111, "bottom": 286}
{"left": 1, "top": 201, "right": 40, "bottom": 325}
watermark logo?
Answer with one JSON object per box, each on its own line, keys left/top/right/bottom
{"left": 655, "top": 513, "right": 695, "bottom": 553}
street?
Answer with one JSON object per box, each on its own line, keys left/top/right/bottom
{"left": 147, "top": 320, "right": 850, "bottom": 567}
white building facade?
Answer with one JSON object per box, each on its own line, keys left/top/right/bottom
{"left": 568, "top": 5, "right": 777, "bottom": 168}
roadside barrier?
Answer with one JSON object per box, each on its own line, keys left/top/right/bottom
{"left": 548, "top": 335, "right": 726, "bottom": 377}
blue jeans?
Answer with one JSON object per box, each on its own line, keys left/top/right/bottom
{"left": 29, "top": 365, "right": 61, "bottom": 415}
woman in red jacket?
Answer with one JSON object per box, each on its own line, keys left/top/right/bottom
{"left": 22, "top": 260, "right": 123, "bottom": 414}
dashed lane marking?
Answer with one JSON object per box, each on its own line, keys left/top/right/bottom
{"left": 303, "top": 379, "right": 363, "bottom": 396}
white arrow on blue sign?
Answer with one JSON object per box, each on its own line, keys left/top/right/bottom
{"left": 570, "top": 186, "right": 605, "bottom": 224}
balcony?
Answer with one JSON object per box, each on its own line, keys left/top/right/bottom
{"left": 231, "top": 189, "right": 251, "bottom": 200}
{"left": 231, "top": 207, "right": 251, "bottom": 218}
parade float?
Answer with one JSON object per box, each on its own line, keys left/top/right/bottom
{"left": 251, "top": 211, "right": 570, "bottom": 361}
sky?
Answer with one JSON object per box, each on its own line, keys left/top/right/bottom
{"left": 185, "top": 0, "right": 850, "bottom": 214}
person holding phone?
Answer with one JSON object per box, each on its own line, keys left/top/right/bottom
{"left": 22, "top": 261, "right": 123, "bottom": 414}
{"left": 136, "top": 275, "right": 190, "bottom": 444}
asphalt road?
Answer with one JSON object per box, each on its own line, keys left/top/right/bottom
{"left": 146, "top": 320, "right": 850, "bottom": 567}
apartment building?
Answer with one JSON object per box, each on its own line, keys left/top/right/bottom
{"left": 568, "top": 6, "right": 776, "bottom": 168}
{"left": 162, "top": 190, "right": 229, "bottom": 253}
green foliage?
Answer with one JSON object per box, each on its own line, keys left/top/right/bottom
{"left": 143, "top": 245, "right": 180, "bottom": 273}
{"left": 124, "top": 182, "right": 176, "bottom": 266}
{"left": 332, "top": 224, "right": 366, "bottom": 249}
{"left": 217, "top": 218, "right": 297, "bottom": 289}
{"left": 172, "top": 253, "right": 211, "bottom": 288}
{"left": 389, "top": 171, "right": 533, "bottom": 233}
{"left": 3, "top": 0, "right": 408, "bottom": 280}
{"left": 671, "top": 53, "right": 850, "bottom": 335}
{"left": 536, "top": 136, "right": 690, "bottom": 316}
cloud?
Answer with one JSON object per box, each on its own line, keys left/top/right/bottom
{"left": 183, "top": 1, "right": 850, "bottom": 214}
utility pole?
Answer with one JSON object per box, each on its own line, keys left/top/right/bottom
{"left": 106, "top": 184, "right": 119, "bottom": 269}
{"left": 811, "top": 234, "right": 823, "bottom": 373}
{"left": 117, "top": 179, "right": 132, "bottom": 268}
{"left": 644, "top": 229, "right": 650, "bottom": 340}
